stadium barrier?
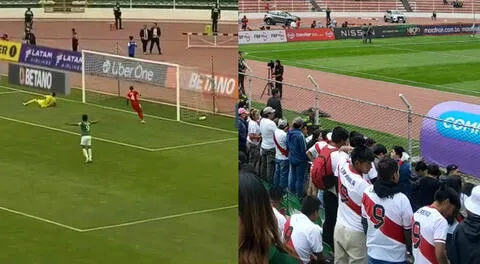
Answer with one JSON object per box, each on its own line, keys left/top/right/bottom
{"left": 240, "top": 72, "right": 480, "bottom": 178}
{"left": 8, "top": 63, "right": 71, "bottom": 94}
{"left": 285, "top": 28, "right": 335, "bottom": 42}
{"left": 238, "top": 29, "right": 287, "bottom": 44}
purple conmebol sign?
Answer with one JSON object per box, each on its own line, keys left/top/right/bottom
{"left": 420, "top": 101, "right": 480, "bottom": 178}
{"left": 19, "top": 44, "right": 82, "bottom": 73}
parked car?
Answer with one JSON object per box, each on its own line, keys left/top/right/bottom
{"left": 264, "top": 11, "right": 299, "bottom": 26}
{"left": 384, "top": 10, "right": 407, "bottom": 23}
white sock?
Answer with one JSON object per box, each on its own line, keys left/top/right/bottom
{"left": 88, "top": 148, "right": 92, "bottom": 161}
{"left": 82, "top": 149, "right": 89, "bottom": 161}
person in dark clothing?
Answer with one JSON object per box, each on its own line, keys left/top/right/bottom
{"left": 451, "top": 186, "right": 480, "bottom": 264}
{"left": 24, "top": 8, "right": 33, "bottom": 29}
{"left": 139, "top": 25, "right": 150, "bottom": 55}
{"left": 325, "top": 7, "right": 331, "bottom": 25}
{"left": 303, "top": 108, "right": 320, "bottom": 136}
{"left": 113, "top": 2, "right": 122, "bottom": 30}
{"left": 361, "top": 23, "right": 367, "bottom": 44}
{"left": 286, "top": 117, "right": 309, "bottom": 197}
{"left": 273, "top": 60, "right": 284, "bottom": 98}
{"left": 237, "top": 107, "right": 249, "bottom": 155}
{"left": 238, "top": 51, "right": 246, "bottom": 96}
{"left": 372, "top": 144, "right": 387, "bottom": 170}
{"left": 266, "top": 89, "right": 282, "bottom": 120}
{"left": 25, "top": 30, "right": 36, "bottom": 45}
{"left": 211, "top": 3, "right": 221, "bottom": 33}
{"left": 150, "top": 23, "right": 162, "bottom": 55}
{"left": 412, "top": 164, "right": 440, "bottom": 211}
{"left": 412, "top": 160, "right": 428, "bottom": 182}
{"left": 72, "top": 28, "right": 79, "bottom": 52}
{"left": 391, "top": 146, "right": 412, "bottom": 200}
{"left": 367, "top": 23, "right": 373, "bottom": 44}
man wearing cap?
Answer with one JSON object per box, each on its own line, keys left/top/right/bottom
{"left": 267, "top": 88, "right": 283, "bottom": 120}
{"left": 451, "top": 185, "right": 480, "bottom": 264}
{"left": 237, "top": 108, "right": 249, "bottom": 156}
{"left": 447, "top": 164, "right": 459, "bottom": 175}
{"left": 303, "top": 108, "right": 320, "bottom": 136}
{"left": 259, "top": 106, "right": 277, "bottom": 184}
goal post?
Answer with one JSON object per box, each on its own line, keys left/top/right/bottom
{"left": 81, "top": 49, "right": 214, "bottom": 121}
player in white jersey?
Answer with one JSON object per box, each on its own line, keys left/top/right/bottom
{"left": 412, "top": 185, "right": 460, "bottom": 264}
{"left": 362, "top": 158, "right": 413, "bottom": 264}
{"left": 284, "top": 196, "right": 326, "bottom": 264}
{"left": 334, "top": 145, "right": 374, "bottom": 264}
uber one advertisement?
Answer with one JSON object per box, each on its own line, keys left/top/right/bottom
{"left": 8, "top": 63, "right": 71, "bottom": 95}
{"left": 420, "top": 101, "right": 480, "bottom": 178}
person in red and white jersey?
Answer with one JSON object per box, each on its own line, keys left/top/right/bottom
{"left": 412, "top": 185, "right": 461, "bottom": 264}
{"left": 334, "top": 145, "right": 375, "bottom": 264}
{"left": 126, "top": 86, "right": 145, "bottom": 123}
{"left": 273, "top": 119, "right": 289, "bottom": 189}
{"left": 284, "top": 196, "right": 326, "bottom": 264}
{"left": 306, "top": 130, "right": 332, "bottom": 161}
{"left": 361, "top": 158, "right": 413, "bottom": 264}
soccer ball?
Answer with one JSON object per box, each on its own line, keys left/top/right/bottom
{"left": 198, "top": 116, "right": 207, "bottom": 120}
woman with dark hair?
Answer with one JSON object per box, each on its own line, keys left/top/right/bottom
{"left": 391, "top": 146, "right": 412, "bottom": 201}
{"left": 239, "top": 167, "right": 298, "bottom": 264}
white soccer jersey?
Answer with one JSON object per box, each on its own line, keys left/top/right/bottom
{"left": 306, "top": 141, "right": 328, "bottom": 159}
{"left": 247, "top": 120, "right": 260, "bottom": 146}
{"left": 259, "top": 118, "right": 277, "bottom": 149}
{"left": 274, "top": 129, "right": 288, "bottom": 160}
{"left": 331, "top": 149, "right": 349, "bottom": 177}
{"left": 336, "top": 162, "right": 371, "bottom": 232}
{"left": 273, "top": 206, "right": 287, "bottom": 239}
{"left": 362, "top": 185, "right": 413, "bottom": 262}
{"left": 412, "top": 206, "right": 449, "bottom": 264}
{"left": 284, "top": 213, "right": 323, "bottom": 264}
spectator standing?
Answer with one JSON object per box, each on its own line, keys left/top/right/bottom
{"left": 1, "top": 33, "right": 8, "bottom": 41}
{"left": 24, "top": 8, "right": 33, "bottom": 29}
{"left": 334, "top": 145, "right": 374, "bottom": 264}
{"left": 113, "top": 2, "right": 122, "bottom": 30}
{"left": 267, "top": 88, "right": 283, "bottom": 120}
{"left": 367, "top": 23, "right": 373, "bottom": 44}
{"left": 326, "top": 7, "right": 331, "bottom": 24}
{"left": 237, "top": 108, "right": 249, "bottom": 156}
{"left": 150, "top": 23, "right": 162, "bottom": 55}
{"left": 412, "top": 164, "right": 441, "bottom": 211}
{"left": 211, "top": 3, "right": 221, "bottom": 33}
{"left": 273, "top": 119, "right": 289, "bottom": 190}
{"left": 127, "top": 36, "right": 137, "bottom": 58}
{"left": 412, "top": 160, "right": 428, "bottom": 181}
{"left": 372, "top": 144, "right": 387, "bottom": 170}
{"left": 25, "top": 29, "right": 36, "bottom": 45}
{"left": 361, "top": 158, "right": 413, "bottom": 264}
{"left": 451, "top": 186, "right": 480, "bottom": 264}
{"left": 72, "top": 28, "right": 79, "bottom": 52}
{"left": 259, "top": 107, "right": 277, "bottom": 184}
{"left": 412, "top": 185, "right": 461, "bottom": 264}
{"left": 432, "top": 10, "right": 437, "bottom": 20}
{"left": 446, "top": 164, "right": 459, "bottom": 175}
{"left": 139, "top": 25, "right": 150, "bottom": 55}
{"left": 286, "top": 117, "right": 309, "bottom": 198}
{"left": 391, "top": 146, "right": 412, "bottom": 200}
{"left": 284, "top": 196, "right": 327, "bottom": 264}
{"left": 238, "top": 51, "right": 246, "bottom": 96}
{"left": 241, "top": 15, "right": 248, "bottom": 31}
{"left": 311, "top": 20, "right": 317, "bottom": 28}
{"left": 247, "top": 109, "right": 261, "bottom": 173}
{"left": 238, "top": 166, "right": 299, "bottom": 264}
{"left": 361, "top": 23, "right": 368, "bottom": 44}
{"left": 273, "top": 60, "right": 284, "bottom": 99}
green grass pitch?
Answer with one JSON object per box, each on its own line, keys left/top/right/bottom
{"left": 0, "top": 79, "right": 237, "bottom": 263}
{"left": 241, "top": 35, "right": 480, "bottom": 97}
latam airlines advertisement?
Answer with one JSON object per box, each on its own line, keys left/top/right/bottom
{"left": 420, "top": 101, "right": 480, "bottom": 177}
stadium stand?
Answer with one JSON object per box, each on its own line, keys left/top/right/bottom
{"left": 239, "top": 0, "right": 312, "bottom": 13}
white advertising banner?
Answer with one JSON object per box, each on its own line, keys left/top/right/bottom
{"left": 238, "top": 30, "right": 287, "bottom": 44}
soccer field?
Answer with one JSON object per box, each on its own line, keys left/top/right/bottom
{"left": 241, "top": 35, "right": 480, "bottom": 97}
{"left": 0, "top": 80, "right": 237, "bottom": 263}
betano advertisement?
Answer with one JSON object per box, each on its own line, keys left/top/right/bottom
{"left": 420, "top": 101, "right": 480, "bottom": 178}
{"left": 184, "top": 71, "right": 238, "bottom": 98}
{"left": 285, "top": 28, "right": 335, "bottom": 42}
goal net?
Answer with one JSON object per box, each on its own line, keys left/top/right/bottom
{"left": 81, "top": 50, "right": 216, "bottom": 121}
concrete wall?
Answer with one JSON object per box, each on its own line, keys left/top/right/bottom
{"left": 0, "top": 8, "right": 238, "bottom": 22}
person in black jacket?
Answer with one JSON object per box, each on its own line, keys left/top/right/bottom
{"left": 266, "top": 88, "right": 282, "bottom": 120}
{"left": 139, "top": 25, "right": 150, "bottom": 55}
{"left": 451, "top": 186, "right": 480, "bottom": 264}
{"left": 211, "top": 3, "right": 221, "bottom": 33}
{"left": 150, "top": 23, "right": 162, "bottom": 55}
{"left": 113, "top": 2, "right": 122, "bottom": 30}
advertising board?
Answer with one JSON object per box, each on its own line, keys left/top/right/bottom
{"left": 8, "top": 63, "right": 71, "bottom": 95}
{"left": 285, "top": 28, "right": 335, "bottom": 42}
{"left": 238, "top": 30, "right": 287, "bottom": 44}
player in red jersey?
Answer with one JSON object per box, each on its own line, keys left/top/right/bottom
{"left": 126, "top": 86, "right": 145, "bottom": 123}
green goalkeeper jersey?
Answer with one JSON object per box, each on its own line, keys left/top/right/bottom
{"left": 78, "top": 121, "right": 91, "bottom": 136}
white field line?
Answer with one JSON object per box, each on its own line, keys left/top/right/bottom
{"left": 372, "top": 43, "right": 480, "bottom": 59}
{"left": 0, "top": 205, "right": 82, "bottom": 232}
{"left": 80, "top": 205, "right": 238, "bottom": 232}
{"left": 0, "top": 84, "right": 237, "bottom": 135}
{"left": 0, "top": 114, "right": 156, "bottom": 151}
{"left": 247, "top": 55, "right": 480, "bottom": 97}
{"left": 0, "top": 91, "right": 21, "bottom": 95}
{"left": 243, "top": 39, "right": 476, "bottom": 54}
{"left": 152, "top": 137, "right": 237, "bottom": 151}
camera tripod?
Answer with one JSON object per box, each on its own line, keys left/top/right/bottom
{"left": 260, "top": 67, "right": 274, "bottom": 99}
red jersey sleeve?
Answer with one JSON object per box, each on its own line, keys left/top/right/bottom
{"left": 127, "top": 91, "right": 140, "bottom": 102}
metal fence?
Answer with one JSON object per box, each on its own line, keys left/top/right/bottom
{"left": 241, "top": 72, "right": 479, "bottom": 160}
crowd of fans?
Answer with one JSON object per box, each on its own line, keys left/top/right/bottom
{"left": 238, "top": 101, "right": 479, "bottom": 264}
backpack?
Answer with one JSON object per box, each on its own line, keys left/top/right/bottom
{"left": 310, "top": 144, "right": 337, "bottom": 190}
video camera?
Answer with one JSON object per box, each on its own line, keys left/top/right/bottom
{"left": 267, "top": 60, "right": 275, "bottom": 70}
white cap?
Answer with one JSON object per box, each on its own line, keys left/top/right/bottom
{"left": 465, "top": 186, "right": 480, "bottom": 216}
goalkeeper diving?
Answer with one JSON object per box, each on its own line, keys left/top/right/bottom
{"left": 23, "top": 92, "right": 57, "bottom": 108}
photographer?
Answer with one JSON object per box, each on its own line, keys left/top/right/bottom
{"left": 273, "top": 60, "right": 284, "bottom": 99}
{"left": 238, "top": 51, "right": 246, "bottom": 96}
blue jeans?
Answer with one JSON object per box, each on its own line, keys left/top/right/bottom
{"left": 274, "top": 159, "right": 289, "bottom": 189}
{"left": 368, "top": 256, "right": 407, "bottom": 264}
{"left": 288, "top": 161, "right": 307, "bottom": 197}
